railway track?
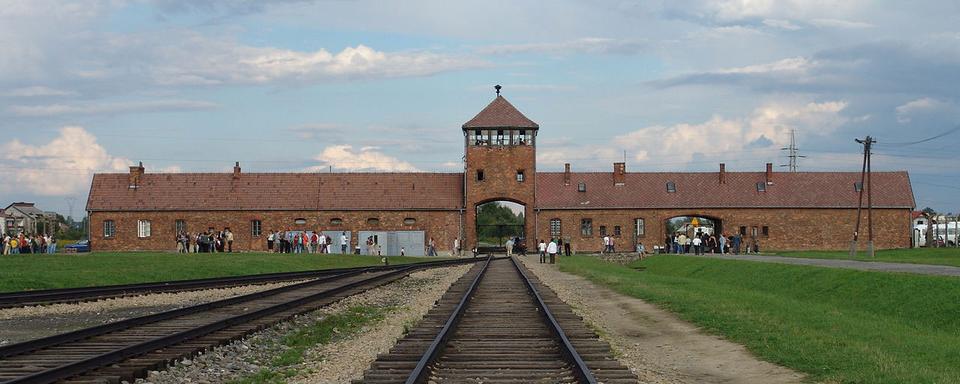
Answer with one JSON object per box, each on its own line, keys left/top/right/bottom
{"left": 358, "top": 257, "right": 637, "bottom": 383}
{"left": 0, "top": 259, "right": 467, "bottom": 309}
{"left": 0, "top": 258, "right": 482, "bottom": 384}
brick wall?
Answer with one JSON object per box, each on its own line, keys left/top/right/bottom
{"left": 534, "top": 207, "right": 912, "bottom": 252}
{"left": 89, "top": 210, "right": 462, "bottom": 253}
{"left": 464, "top": 144, "right": 536, "bottom": 248}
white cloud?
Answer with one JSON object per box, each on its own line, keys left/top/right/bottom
{"left": 539, "top": 100, "right": 849, "bottom": 169}
{"left": 308, "top": 145, "right": 419, "bottom": 172}
{"left": 0, "top": 126, "right": 129, "bottom": 196}
{"left": 478, "top": 38, "right": 646, "bottom": 55}
{"left": 151, "top": 38, "right": 486, "bottom": 86}
{"left": 763, "top": 19, "right": 802, "bottom": 30}
{"left": 2, "top": 86, "right": 77, "bottom": 98}
{"left": 895, "top": 97, "right": 948, "bottom": 123}
{"left": 716, "top": 57, "right": 813, "bottom": 74}
{"left": 8, "top": 100, "right": 218, "bottom": 117}
{"left": 809, "top": 18, "right": 874, "bottom": 29}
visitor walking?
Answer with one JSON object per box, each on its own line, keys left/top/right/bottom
{"left": 547, "top": 238, "right": 558, "bottom": 264}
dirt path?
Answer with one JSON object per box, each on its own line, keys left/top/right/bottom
{"left": 521, "top": 256, "right": 805, "bottom": 384}
{"left": 690, "top": 253, "right": 960, "bottom": 276}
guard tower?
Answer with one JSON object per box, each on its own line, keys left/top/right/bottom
{"left": 463, "top": 86, "right": 539, "bottom": 251}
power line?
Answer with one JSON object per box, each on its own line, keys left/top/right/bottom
{"left": 779, "top": 129, "right": 805, "bottom": 172}
{"left": 874, "top": 125, "right": 960, "bottom": 147}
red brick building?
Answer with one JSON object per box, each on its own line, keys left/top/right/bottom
{"left": 87, "top": 95, "right": 916, "bottom": 253}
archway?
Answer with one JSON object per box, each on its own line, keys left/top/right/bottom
{"left": 664, "top": 215, "right": 724, "bottom": 253}
{"left": 475, "top": 200, "right": 525, "bottom": 253}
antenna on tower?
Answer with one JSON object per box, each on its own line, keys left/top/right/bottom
{"left": 780, "top": 129, "right": 806, "bottom": 172}
{"left": 495, "top": 84, "right": 501, "bottom": 96}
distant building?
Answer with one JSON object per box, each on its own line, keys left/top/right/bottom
{"left": 87, "top": 94, "right": 916, "bottom": 253}
{"left": 4, "top": 202, "right": 57, "bottom": 235}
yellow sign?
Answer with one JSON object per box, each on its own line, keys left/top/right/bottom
{"left": 691, "top": 218, "right": 700, "bottom": 227}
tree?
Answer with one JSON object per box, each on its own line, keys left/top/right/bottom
{"left": 922, "top": 207, "right": 937, "bottom": 216}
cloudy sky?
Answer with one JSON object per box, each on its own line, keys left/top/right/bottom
{"left": 2, "top": 0, "right": 959, "bottom": 217}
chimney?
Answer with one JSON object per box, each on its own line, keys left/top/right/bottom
{"left": 128, "top": 161, "right": 144, "bottom": 189}
{"left": 719, "top": 163, "right": 726, "bottom": 184}
{"left": 564, "top": 163, "right": 571, "bottom": 185}
{"left": 233, "top": 161, "right": 241, "bottom": 179}
{"left": 765, "top": 162, "right": 773, "bottom": 185}
{"left": 613, "top": 162, "right": 626, "bottom": 185}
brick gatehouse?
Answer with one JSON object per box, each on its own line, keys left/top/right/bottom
{"left": 86, "top": 94, "right": 915, "bottom": 253}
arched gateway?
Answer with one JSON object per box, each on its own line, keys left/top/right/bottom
{"left": 462, "top": 93, "right": 538, "bottom": 251}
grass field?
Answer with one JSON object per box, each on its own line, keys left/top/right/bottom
{"left": 0, "top": 252, "right": 446, "bottom": 292}
{"left": 558, "top": 255, "right": 960, "bottom": 384}
{"left": 777, "top": 247, "right": 960, "bottom": 267}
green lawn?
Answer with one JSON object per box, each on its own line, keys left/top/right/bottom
{"left": 776, "top": 247, "right": 960, "bottom": 267}
{"left": 558, "top": 255, "right": 960, "bottom": 384}
{"left": 0, "top": 252, "right": 446, "bottom": 292}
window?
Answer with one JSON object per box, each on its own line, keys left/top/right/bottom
{"left": 330, "top": 218, "right": 343, "bottom": 226}
{"left": 751, "top": 226, "right": 759, "bottom": 237}
{"left": 294, "top": 218, "right": 307, "bottom": 225}
{"left": 666, "top": 182, "right": 676, "bottom": 193}
{"left": 367, "top": 218, "right": 380, "bottom": 225}
{"left": 581, "top": 219, "right": 593, "bottom": 236}
{"left": 635, "top": 218, "right": 645, "bottom": 237}
{"left": 550, "top": 219, "right": 561, "bottom": 237}
{"left": 477, "top": 169, "right": 485, "bottom": 181}
{"left": 577, "top": 182, "right": 586, "bottom": 192}
{"left": 739, "top": 226, "right": 747, "bottom": 235}
{"left": 599, "top": 225, "right": 607, "bottom": 236}
{"left": 103, "top": 220, "right": 116, "bottom": 238}
{"left": 496, "top": 130, "right": 505, "bottom": 145}
{"left": 614, "top": 226, "right": 622, "bottom": 236}
{"left": 854, "top": 182, "right": 863, "bottom": 192}
{"left": 251, "top": 220, "right": 262, "bottom": 237}
{"left": 516, "top": 170, "right": 525, "bottom": 182}
{"left": 175, "top": 219, "right": 187, "bottom": 234}
{"left": 762, "top": 226, "right": 770, "bottom": 237}
{"left": 756, "top": 182, "right": 766, "bottom": 192}
{"left": 403, "top": 217, "right": 417, "bottom": 225}
{"left": 137, "top": 220, "right": 151, "bottom": 238}
{"left": 519, "top": 130, "right": 527, "bottom": 145}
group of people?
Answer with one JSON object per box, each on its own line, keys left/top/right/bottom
{"left": 176, "top": 228, "right": 234, "bottom": 253}
{"left": 665, "top": 231, "right": 758, "bottom": 255}
{"left": 266, "top": 231, "right": 349, "bottom": 254}
{"left": 2, "top": 232, "right": 57, "bottom": 255}
{"left": 535, "top": 238, "right": 568, "bottom": 263}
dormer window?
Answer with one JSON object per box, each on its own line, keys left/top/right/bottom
{"left": 756, "top": 182, "right": 766, "bottom": 192}
{"left": 854, "top": 182, "right": 863, "bottom": 192}
{"left": 578, "top": 182, "right": 586, "bottom": 192}
{"left": 666, "top": 182, "right": 676, "bottom": 193}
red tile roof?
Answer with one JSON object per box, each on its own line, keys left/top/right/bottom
{"left": 86, "top": 173, "right": 464, "bottom": 211}
{"left": 536, "top": 171, "right": 915, "bottom": 209}
{"left": 462, "top": 96, "right": 539, "bottom": 129}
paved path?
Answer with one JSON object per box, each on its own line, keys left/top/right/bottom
{"left": 685, "top": 254, "right": 960, "bottom": 277}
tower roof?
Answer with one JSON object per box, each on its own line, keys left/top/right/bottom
{"left": 462, "top": 96, "right": 539, "bottom": 130}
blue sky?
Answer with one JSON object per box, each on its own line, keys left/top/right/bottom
{"left": 1, "top": 0, "right": 959, "bottom": 217}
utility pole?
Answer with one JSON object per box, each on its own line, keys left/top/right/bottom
{"left": 780, "top": 129, "right": 805, "bottom": 172}
{"left": 850, "top": 136, "right": 876, "bottom": 257}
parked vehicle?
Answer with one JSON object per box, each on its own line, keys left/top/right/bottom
{"left": 914, "top": 222, "right": 959, "bottom": 247}
{"left": 64, "top": 240, "right": 90, "bottom": 253}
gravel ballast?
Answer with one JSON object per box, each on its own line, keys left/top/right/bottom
{"left": 133, "top": 264, "right": 472, "bottom": 384}
{"left": 0, "top": 281, "right": 305, "bottom": 345}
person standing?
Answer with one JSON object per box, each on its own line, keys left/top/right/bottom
{"left": 267, "top": 231, "right": 275, "bottom": 252}
{"left": 563, "top": 236, "right": 572, "bottom": 256}
{"left": 453, "top": 238, "right": 461, "bottom": 257}
{"left": 505, "top": 237, "right": 514, "bottom": 257}
{"left": 537, "top": 240, "right": 547, "bottom": 263}
{"left": 225, "top": 228, "right": 234, "bottom": 253}
{"left": 340, "top": 232, "right": 348, "bottom": 254}
{"left": 547, "top": 238, "right": 558, "bottom": 264}
{"left": 719, "top": 233, "right": 727, "bottom": 254}
{"left": 733, "top": 233, "right": 742, "bottom": 254}
{"left": 428, "top": 237, "right": 437, "bottom": 256}
{"left": 692, "top": 235, "right": 702, "bottom": 255}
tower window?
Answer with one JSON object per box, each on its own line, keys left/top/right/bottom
{"left": 516, "top": 170, "right": 525, "bottom": 182}
{"left": 496, "top": 130, "right": 505, "bottom": 145}
{"left": 477, "top": 169, "right": 485, "bottom": 181}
